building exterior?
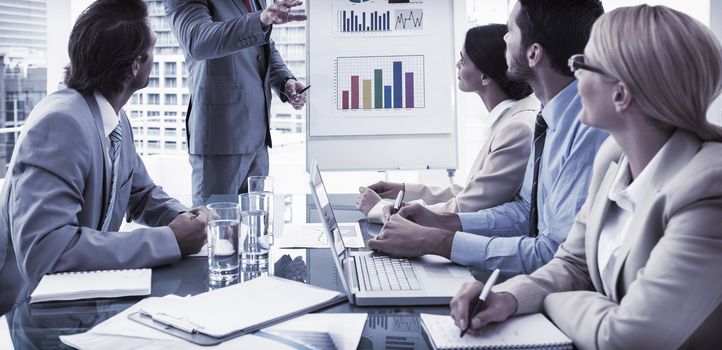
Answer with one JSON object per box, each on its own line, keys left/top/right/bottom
{"left": 0, "top": 0, "right": 47, "bottom": 178}
{"left": 127, "top": 0, "right": 307, "bottom": 157}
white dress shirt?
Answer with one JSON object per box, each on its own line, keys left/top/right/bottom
{"left": 597, "top": 140, "right": 672, "bottom": 296}
{"left": 93, "top": 91, "right": 121, "bottom": 158}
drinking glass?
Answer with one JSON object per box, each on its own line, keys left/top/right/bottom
{"left": 248, "top": 176, "right": 274, "bottom": 246}
{"left": 206, "top": 202, "right": 240, "bottom": 282}
{"left": 239, "top": 193, "right": 270, "bottom": 274}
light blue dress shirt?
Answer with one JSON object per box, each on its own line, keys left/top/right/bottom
{"left": 451, "top": 81, "right": 608, "bottom": 279}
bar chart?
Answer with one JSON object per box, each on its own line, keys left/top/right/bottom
{"left": 337, "top": 9, "right": 424, "bottom": 33}
{"left": 336, "top": 55, "right": 425, "bottom": 111}
{"left": 338, "top": 10, "right": 391, "bottom": 33}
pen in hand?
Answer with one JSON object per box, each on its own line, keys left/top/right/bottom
{"left": 460, "top": 268, "right": 500, "bottom": 338}
{"left": 296, "top": 85, "right": 311, "bottom": 95}
{"left": 391, "top": 190, "right": 405, "bottom": 215}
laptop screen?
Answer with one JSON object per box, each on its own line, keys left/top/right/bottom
{"left": 309, "top": 161, "right": 354, "bottom": 303}
{"left": 309, "top": 161, "right": 349, "bottom": 265}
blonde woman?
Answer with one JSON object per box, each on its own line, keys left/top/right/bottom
{"left": 450, "top": 5, "right": 722, "bottom": 348}
{"left": 358, "top": 24, "right": 539, "bottom": 223}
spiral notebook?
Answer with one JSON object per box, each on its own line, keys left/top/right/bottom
{"left": 30, "top": 269, "right": 152, "bottom": 303}
{"left": 420, "top": 313, "right": 573, "bottom": 350}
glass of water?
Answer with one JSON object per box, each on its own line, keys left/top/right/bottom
{"left": 239, "top": 193, "right": 270, "bottom": 274}
{"left": 206, "top": 202, "right": 240, "bottom": 282}
{"left": 248, "top": 176, "right": 274, "bottom": 246}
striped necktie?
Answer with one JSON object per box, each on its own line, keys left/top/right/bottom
{"left": 101, "top": 121, "right": 123, "bottom": 231}
{"left": 529, "top": 112, "right": 547, "bottom": 237}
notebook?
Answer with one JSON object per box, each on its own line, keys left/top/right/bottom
{"left": 309, "top": 160, "right": 475, "bottom": 306}
{"left": 30, "top": 269, "right": 152, "bottom": 303}
{"left": 420, "top": 313, "right": 573, "bottom": 350}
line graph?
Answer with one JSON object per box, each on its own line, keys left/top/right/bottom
{"left": 394, "top": 9, "right": 423, "bottom": 30}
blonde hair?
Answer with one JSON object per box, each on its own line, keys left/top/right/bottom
{"left": 587, "top": 5, "right": 722, "bottom": 141}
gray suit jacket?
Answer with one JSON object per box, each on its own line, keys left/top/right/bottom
{"left": 495, "top": 130, "right": 722, "bottom": 349}
{"left": 0, "top": 89, "right": 186, "bottom": 311}
{"left": 164, "top": 0, "right": 293, "bottom": 155}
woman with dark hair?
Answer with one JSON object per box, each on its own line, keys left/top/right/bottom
{"left": 359, "top": 24, "right": 539, "bottom": 223}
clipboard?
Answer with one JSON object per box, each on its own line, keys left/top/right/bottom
{"left": 127, "top": 276, "right": 346, "bottom": 346}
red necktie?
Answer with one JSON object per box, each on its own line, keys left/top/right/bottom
{"left": 242, "top": 0, "right": 253, "bottom": 12}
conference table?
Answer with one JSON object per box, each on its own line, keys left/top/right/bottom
{"left": 2, "top": 194, "right": 464, "bottom": 349}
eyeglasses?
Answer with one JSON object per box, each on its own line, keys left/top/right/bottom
{"left": 568, "top": 54, "right": 610, "bottom": 77}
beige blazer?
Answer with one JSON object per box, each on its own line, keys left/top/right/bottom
{"left": 367, "top": 95, "right": 539, "bottom": 222}
{"left": 495, "top": 130, "right": 722, "bottom": 349}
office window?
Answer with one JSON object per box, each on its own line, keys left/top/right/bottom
{"left": 164, "top": 111, "right": 177, "bottom": 116}
{"left": 165, "top": 141, "right": 177, "bottom": 149}
{"left": 147, "top": 127, "right": 160, "bottom": 136}
{"left": 164, "top": 94, "right": 177, "bottom": 105}
{"left": 164, "top": 62, "right": 176, "bottom": 77}
{"left": 165, "top": 77, "right": 176, "bottom": 87}
{"left": 148, "top": 111, "right": 160, "bottom": 117}
{"left": 147, "top": 140, "right": 160, "bottom": 149}
{"left": 165, "top": 128, "right": 176, "bottom": 136}
{"left": 148, "top": 94, "right": 160, "bottom": 105}
{"left": 182, "top": 94, "right": 190, "bottom": 105}
{"left": 149, "top": 77, "right": 159, "bottom": 87}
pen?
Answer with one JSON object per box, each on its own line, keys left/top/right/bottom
{"left": 391, "top": 190, "right": 405, "bottom": 215}
{"left": 297, "top": 85, "right": 311, "bottom": 94}
{"left": 460, "top": 268, "right": 500, "bottom": 337}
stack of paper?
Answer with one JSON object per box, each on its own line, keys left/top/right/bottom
{"left": 30, "top": 269, "right": 151, "bottom": 303}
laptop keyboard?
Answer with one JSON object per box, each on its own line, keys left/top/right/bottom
{"left": 357, "top": 255, "right": 422, "bottom": 291}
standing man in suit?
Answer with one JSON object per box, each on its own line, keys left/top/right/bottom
{"left": 368, "top": 0, "right": 609, "bottom": 280}
{"left": 0, "top": 0, "right": 207, "bottom": 314}
{"left": 164, "top": 0, "right": 309, "bottom": 206}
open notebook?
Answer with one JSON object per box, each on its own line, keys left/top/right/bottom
{"left": 30, "top": 269, "right": 151, "bottom": 303}
{"left": 420, "top": 313, "right": 573, "bottom": 350}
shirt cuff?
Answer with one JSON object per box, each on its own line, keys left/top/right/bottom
{"left": 157, "top": 226, "right": 182, "bottom": 259}
{"left": 457, "top": 212, "right": 492, "bottom": 234}
{"left": 450, "top": 231, "right": 491, "bottom": 268}
{"left": 366, "top": 199, "right": 394, "bottom": 224}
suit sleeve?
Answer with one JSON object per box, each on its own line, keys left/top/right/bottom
{"left": 421, "top": 120, "right": 533, "bottom": 213}
{"left": 9, "top": 113, "right": 181, "bottom": 286}
{"left": 164, "top": 0, "right": 269, "bottom": 61}
{"left": 268, "top": 38, "right": 293, "bottom": 96}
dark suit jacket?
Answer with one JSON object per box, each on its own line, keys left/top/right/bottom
{"left": 164, "top": 0, "right": 293, "bottom": 155}
{"left": 0, "top": 89, "right": 186, "bottom": 312}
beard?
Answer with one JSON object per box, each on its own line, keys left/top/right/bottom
{"left": 129, "top": 73, "right": 150, "bottom": 91}
{"left": 506, "top": 47, "right": 535, "bottom": 84}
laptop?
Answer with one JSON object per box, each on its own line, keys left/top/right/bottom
{"left": 308, "top": 160, "right": 475, "bottom": 306}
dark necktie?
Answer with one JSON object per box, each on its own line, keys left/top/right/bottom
{"left": 529, "top": 112, "right": 548, "bottom": 237}
{"left": 101, "top": 122, "right": 123, "bottom": 231}
{"left": 242, "top": 0, "right": 254, "bottom": 12}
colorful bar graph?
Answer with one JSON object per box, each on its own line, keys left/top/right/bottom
{"left": 351, "top": 76, "right": 359, "bottom": 109}
{"left": 362, "top": 80, "right": 372, "bottom": 109}
{"left": 405, "top": 72, "right": 414, "bottom": 108}
{"left": 336, "top": 55, "right": 425, "bottom": 111}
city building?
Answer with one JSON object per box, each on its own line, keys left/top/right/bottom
{"left": 0, "top": 0, "right": 47, "bottom": 178}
